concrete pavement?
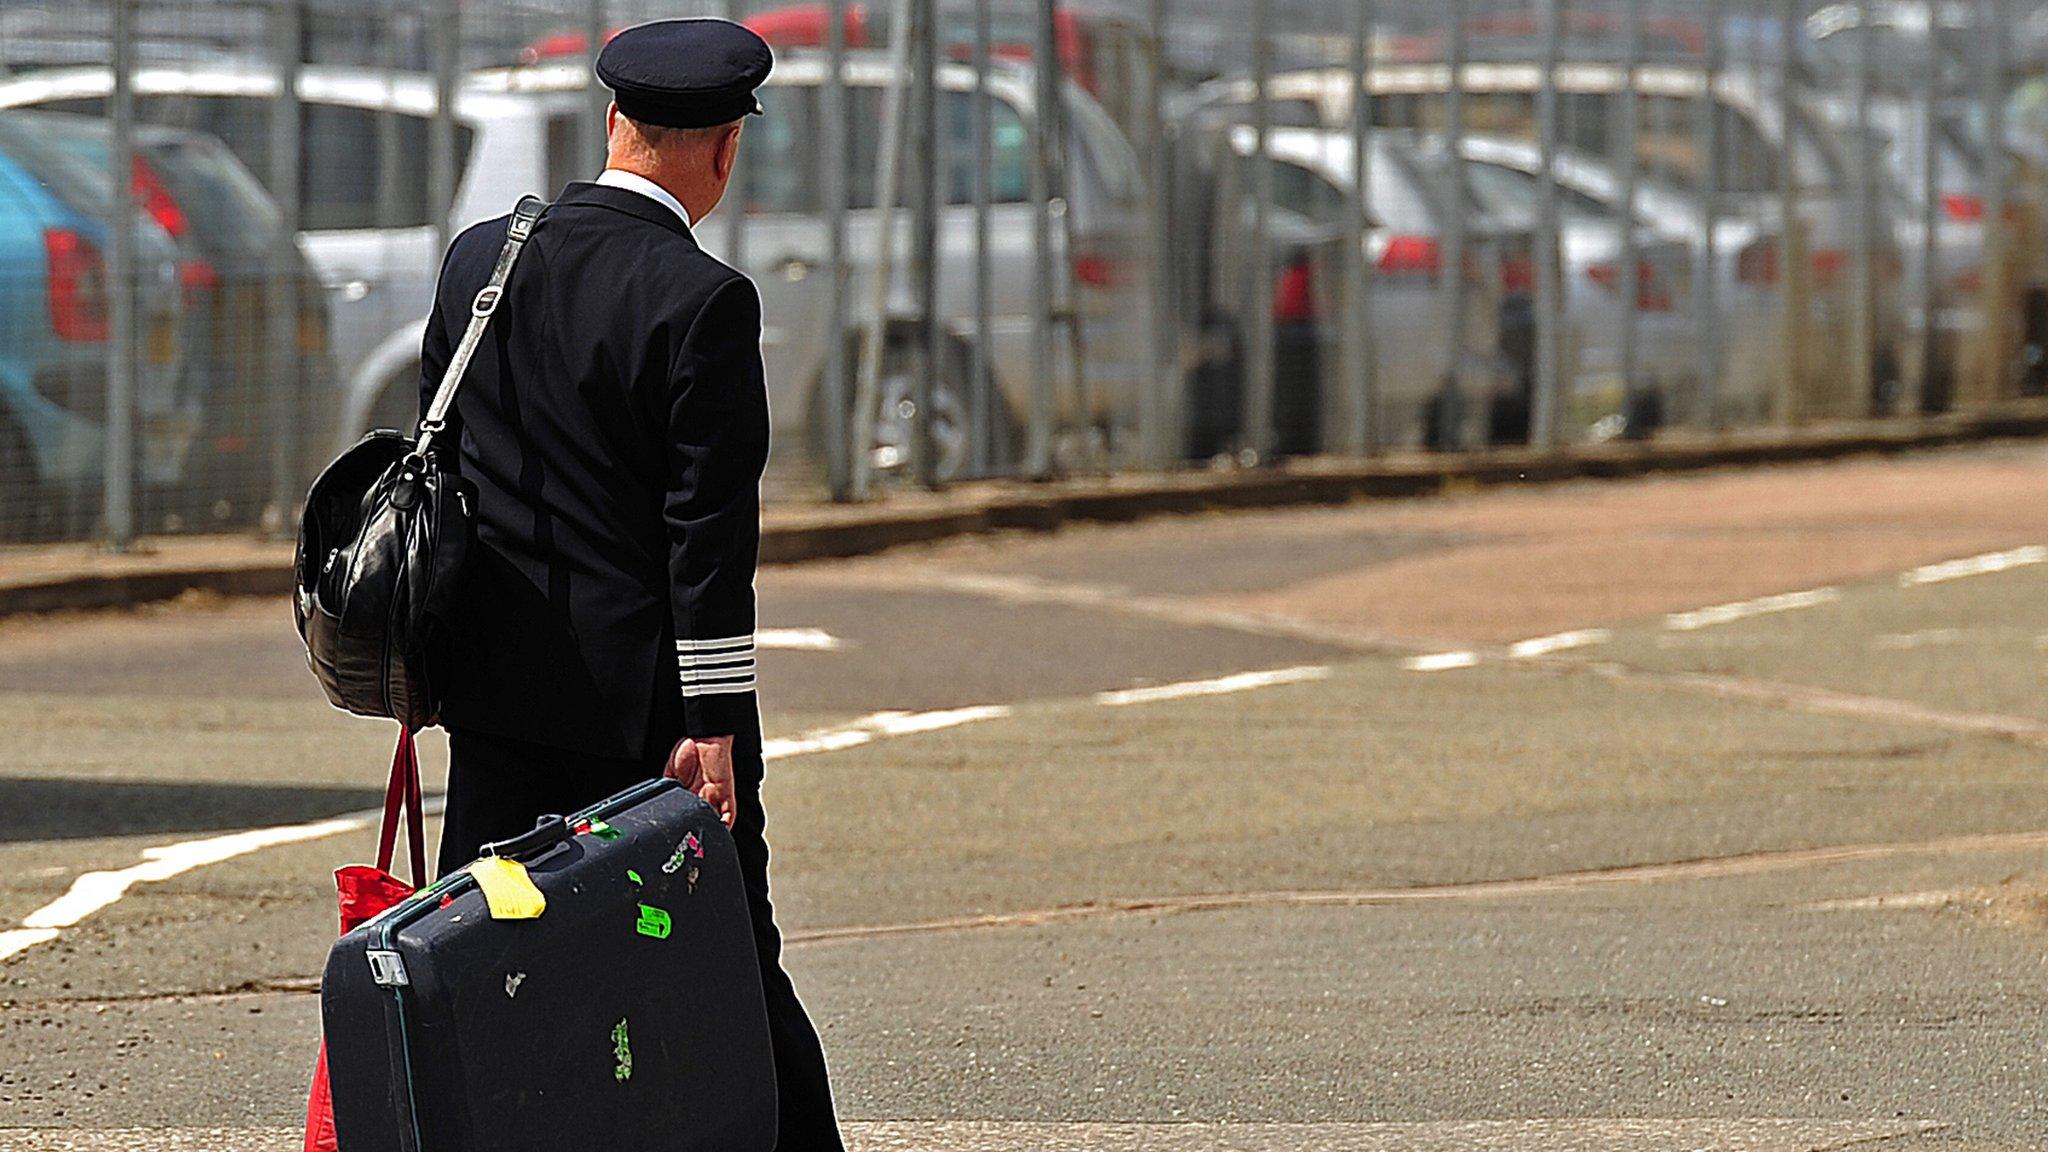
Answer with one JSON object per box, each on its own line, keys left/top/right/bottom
{"left": 6, "top": 443, "right": 2048, "bottom": 1147}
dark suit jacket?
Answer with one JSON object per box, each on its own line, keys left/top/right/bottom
{"left": 419, "top": 181, "right": 767, "bottom": 762}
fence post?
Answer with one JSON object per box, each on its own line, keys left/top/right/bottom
{"left": 1140, "top": 0, "right": 1176, "bottom": 467}
{"left": 1850, "top": 0, "right": 1878, "bottom": 415}
{"left": 1980, "top": 0, "right": 2013, "bottom": 403}
{"left": 1243, "top": 0, "right": 1275, "bottom": 464}
{"left": 1346, "top": 0, "right": 1380, "bottom": 455}
{"left": 584, "top": 0, "right": 608, "bottom": 175}
{"left": 1695, "top": 0, "right": 1722, "bottom": 427}
{"left": 1531, "top": 0, "right": 1563, "bottom": 449}
{"left": 907, "top": 0, "right": 942, "bottom": 488}
{"left": 850, "top": 0, "right": 918, "bottom": 500}
{"left": 429, "top": 0, "right": 458, "bottom": 259}
{"left": 970, "top": 0, "right": 996, "bottom": 475}
{"left": 104, "top": 0, "right": 138, "bottom": 550}
{"left": 1775, "top": 0, "right": 1805, "bottom": 425}
{"left": 823, "top": 0, "right": 854, "bottom": 499}
{"left": 1618, "top": 0, "right": 1644, "bottom": 435}
{"left": 722, "top": 0, "right": 749, "bottom": 274}
{"left": 265, "top": 0, "right": 304, "bottom": 535}
{"left": 1440, "top": 0, "right": 1469, "bottom": 450}
{"left": 1026, "top": 0, "right": 1058, "bottom": 478}
{"left": 1911, "top": 0, "right": 1942, "bottom": 414}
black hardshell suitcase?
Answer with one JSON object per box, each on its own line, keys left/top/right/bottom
{"left": 321, "top": 778, "right": 778, "bottom": 1152}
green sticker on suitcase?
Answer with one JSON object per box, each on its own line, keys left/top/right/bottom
{"left": 635, "top": 904, "right": 672, "bottom": 940}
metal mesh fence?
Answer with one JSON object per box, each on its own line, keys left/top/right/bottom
{"left": 1, "top": 0, "right": 2045, "bottom": 542}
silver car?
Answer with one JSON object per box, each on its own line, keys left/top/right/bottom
{"left": 1222, "top": 125, "right": 1518, "bottom": 450}
{"left": 473, "top": 53, "right": 1146, "bottom": 483}
{"left": 1434, "top": 135, "right": 1697, "bottom": 439}
{"left": 1196, "top": 61, "right": 1907, "bottom": 425}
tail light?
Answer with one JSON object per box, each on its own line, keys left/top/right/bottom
{"left": 1587, "top": 260, "right": 1675, "bottom": 312}
{"left": 1736, "top": 239, "right": 1779, "bottom": 286}
{"left": 178, "top": 259, "right": 218, "bottom": 289}
{"left": 1943, "top": 193, "right": 1985, "bottom": 222}
{"left": 1500, "top": 252, "right": 1536, "bottom": 294}
{"left": 132, "top": 157, "right": 186, "bottom": 239}
{"left": 1273, "top": 256, "right": 1317, "bottom": 323}
{"left": 1378, "top": 235, "right": 1442, "bottom": 278}
{"left": 1072, "top": 252, "right": 1120, "bottom": 288}
{"left": 1810, "top": 249, "right": 1849, "bottom": 291}
{"left": 43, "top": 228, "right": 109, "bottom": 342}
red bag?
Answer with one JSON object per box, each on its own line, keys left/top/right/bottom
{"left": 304, "top": 729, "right": 427, "bottom": 1152}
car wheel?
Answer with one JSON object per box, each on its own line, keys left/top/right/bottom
{"left": 817, "top": 332, "right": 1002, "bottom": 485}
{"left": 869, "top": 345, "right": 972, "bottom": 482}
{"left": 0, "top": 413, "right": 38, "bottom": 542}
{"left": 368, "top": 374, "right": 421, "bottom": 436}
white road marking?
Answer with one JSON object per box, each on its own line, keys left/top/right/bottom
{"left": 1872, "top": 628, "right": 1971, "bottom": 650}
{"left": 1, "top": 706, "right": 1008, "bottom": 966}
{"left": 1506, "top": 629, "right": 1611, "bottom": 659}
{"left": 1663, "top": 587, "right": 1841, "bottom": 632}
{"left": 0, "top": 811, "right": 379, "bottom": 963}
{"left": 761, "top": 706, "right": 1011, "bottom": 759}
{"left": 1900, "top": 545, "right": 2047, "bottom": 587}
{"left": 0, "top": 1120, "right": 1946, "bottom": 1152}
{"left": 1095, "top": 666, "right": 1330, "bottom": 707}
{"left": 1808, "top": 889, "right": 1967, "bottom": 912}
{"left": 1402, "top": 651, "right": 1479, "bottom": 672}
{"left": 758, "top": 627, "right": 846, "bottom": 651}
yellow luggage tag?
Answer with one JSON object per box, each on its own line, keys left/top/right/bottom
{"left": 470, "top": 856, "right": 547, "bottom": 921}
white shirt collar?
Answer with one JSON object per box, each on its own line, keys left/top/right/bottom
{"left": 595, "top": 169, "right": 692, "bottom": 229}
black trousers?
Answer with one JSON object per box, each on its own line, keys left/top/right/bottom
{"left": 440, "top": 726, "right": 845, "bottom": 1152}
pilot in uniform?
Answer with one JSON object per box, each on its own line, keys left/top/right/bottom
{"left": 417, "top": 19, "right": 844, "bottom": 1150}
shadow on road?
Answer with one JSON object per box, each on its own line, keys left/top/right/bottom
{"left": 0, "top": 777, "right": 382, "bottom": 842}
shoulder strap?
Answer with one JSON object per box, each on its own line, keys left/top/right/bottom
{"left": 415, "top": 194, "right": 549, "bottom": 459}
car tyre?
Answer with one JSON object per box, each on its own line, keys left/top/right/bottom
{"left": 0, "top": 411, "right": 39, "bottom": 542}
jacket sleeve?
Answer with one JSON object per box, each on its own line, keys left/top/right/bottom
{"left": 666, "top": 276, "right": 772, "bottom": 737}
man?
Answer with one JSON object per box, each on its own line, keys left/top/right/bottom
{"left": 417, "top": 19, "right": 843, "bottom": 1150}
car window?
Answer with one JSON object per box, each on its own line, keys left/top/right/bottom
{"left": 1376, "top": 87, "right": 1795, "bottom": 197}
{"left": 145, "top": 134, "right": 281, "bottom": 257}
{"left": 939, "top": 89, "right": 1031, "bottom": 205}
{"left": 741, "top": 84, "right": 816, "bottom": 214}
{"left": 1467, "top": 160, "right": 1612, "bottom": 226}
{"left": 28, "top": 92, "right": 475, "bottom": 229}
{"left": 0, "top": 113, "right": 115, "bottom": 217}
{"left": 847, "top": 86, "right": 1031, "bottom": 209}
{"left": 1265, "top": 157, "right": 1351, "bottom": 228}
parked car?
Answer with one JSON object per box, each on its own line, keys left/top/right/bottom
{"left": 473, "top": 51, "right": 1147, "bottom": 481}
{"left": 0, "top": 112, "right": 184, "bottom": 539}
{"left": 1210, "top": 125, "right": 1529, "bottom": 452}
{"left": 1435, "top": 134, "right": 1699, "bottom": 438}
{"left": 1187, "top": 60, "right": 1909, "bottom": 422}
{"left": 32, "top": 112, "right": 334, "bottom": 527}
{"left": 0, "top": 55, "right": 1146, "bottom": 484}
{"left": 0, "top": 64, "right": 534, "bottom": 461}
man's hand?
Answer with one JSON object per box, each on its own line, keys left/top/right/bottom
{"left": 665, "top": 735, "right": 737, "bottom": 828}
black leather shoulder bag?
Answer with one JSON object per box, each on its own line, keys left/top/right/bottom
{"left": 294, "top": 195, "right": 547, "bottom": 730}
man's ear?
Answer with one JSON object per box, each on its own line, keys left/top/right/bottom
{"left": 605, "top": 102, "right": 618, "bottom": 143}
{"left": 716, "top": 123, "right": 744, "bottom": 181}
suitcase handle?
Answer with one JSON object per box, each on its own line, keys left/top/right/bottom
{"left": 479, "top": 814, "right": 571, "bottom": 862}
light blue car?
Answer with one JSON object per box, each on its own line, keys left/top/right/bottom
{"left": 0, "top": 112, "right": 183, "bottom": 538}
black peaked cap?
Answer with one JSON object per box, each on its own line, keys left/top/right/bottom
{"left": 597, "top": 18, "right": 773, "bottom": 130}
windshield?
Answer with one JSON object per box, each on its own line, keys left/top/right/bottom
{"left": 0, "top": 113, "right": 115, "bottom": 218}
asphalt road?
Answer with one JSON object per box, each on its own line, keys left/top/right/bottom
{"left": 6, "top": 443, "right": 2048, "bottom": 1149}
